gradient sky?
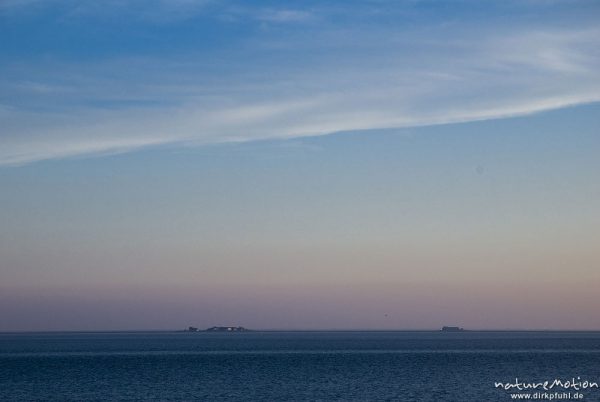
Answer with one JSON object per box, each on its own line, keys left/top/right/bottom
{"left": 1, "top": 0, "right": 599, "bottom": 331}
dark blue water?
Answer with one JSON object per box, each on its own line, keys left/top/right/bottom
{"left": 1, "top": 331, "right": 600, "bottom": 401}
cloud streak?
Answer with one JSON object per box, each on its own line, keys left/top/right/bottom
{"left": 1, "top": 1, "right": 599, "bottom": 166}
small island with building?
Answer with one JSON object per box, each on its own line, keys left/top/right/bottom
{"left": 184, "top": 326, "right": 249, "bottom": 332}
{"left": 206, "top": 326, "right": 249, "bottom": 332}
{"left": 441, "top": 326, "right": 465, "bottom": 332}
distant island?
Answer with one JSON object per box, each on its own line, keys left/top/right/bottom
{"left": 441, "top": 326, "right": 465, "bottom": 332}
{"left": 206, "top": 326, "right": 249, "bottom": 332}
{"left": 185, "top": 326, "right": 249, "bottom": 332}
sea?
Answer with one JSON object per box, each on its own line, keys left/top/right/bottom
{"left": 1, "top": 331, "right": 600, "bottom": 401}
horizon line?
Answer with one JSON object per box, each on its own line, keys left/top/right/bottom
{"left": 3, "top": 328, "right": 600, "bottom": 334}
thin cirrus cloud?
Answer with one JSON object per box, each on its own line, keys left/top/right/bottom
{"left": 1, "top": 1, "right": 599, "bottom": 166}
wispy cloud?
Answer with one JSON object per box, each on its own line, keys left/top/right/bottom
{"left": 256, "top": 9, "right": 313, "bottom": 23}
{"left": 1, "top": 1, "right": 599, "bottom": 166}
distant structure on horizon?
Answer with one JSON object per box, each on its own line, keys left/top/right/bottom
{"left": 206, "top": 326, "right": 249, "bottom": 332}
{"left": 441, "top": 326, "right": 464, "bottom": 332}
{"left": 185, "top": 326, "right": 249, "bottom": 332}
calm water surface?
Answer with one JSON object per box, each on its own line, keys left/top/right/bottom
{"left": 1, "top": 331, "right": 600, "bottom": 401}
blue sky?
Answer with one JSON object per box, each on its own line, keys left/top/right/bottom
{"left": 1, "top": 1, "right": 599, "bottom": 330}
{"left": 2, "top": 0, "right": 599, "bottom": 165}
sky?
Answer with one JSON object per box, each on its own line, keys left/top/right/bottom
{"left": 1, "top": 0, "right": 599, "bottom": 331}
